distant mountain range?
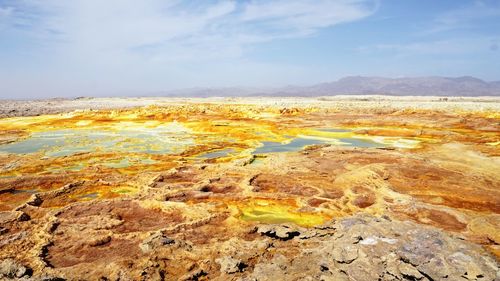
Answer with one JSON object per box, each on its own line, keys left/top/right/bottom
{"left": 155, "top": 76, "right": 500, "bottom": 97}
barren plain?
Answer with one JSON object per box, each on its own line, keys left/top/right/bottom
{"left": 0, "top": 96, "right": 499, "bottom": 280}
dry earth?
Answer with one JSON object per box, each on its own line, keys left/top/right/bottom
{"left": 0, "top": 97, "right": 499, "bottom": 280}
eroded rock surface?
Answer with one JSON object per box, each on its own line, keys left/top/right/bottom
{"left": 244, "top": 216, "right": 499, "bottom": 281}
{"left": 2, "top": 213, "right": 497, "bottom": 280}
{"left": 0, "top": 98, "right": 498, "bottom": 280}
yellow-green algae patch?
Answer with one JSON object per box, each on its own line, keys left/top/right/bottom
{"left": 236, "top": 199, "right": 329, "bottom": 227}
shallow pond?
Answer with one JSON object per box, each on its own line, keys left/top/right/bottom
{"left": 199, "top": 148, "right": 236, "bottom": 159}
{"left": 254, "top": 135, "right": 382, "bottom": 154}
{"left": 0, "top": 125, "right": 194, "bottom": 157}
{"left": 0, "top": 125, "right": 419, "bottom": 163}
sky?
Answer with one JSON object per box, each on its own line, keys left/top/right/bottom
{"left": 0, "top": 0, "right": 499, "bottom": 98}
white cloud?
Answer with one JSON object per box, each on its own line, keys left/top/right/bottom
{"left": 425, "top": 0, "right": 500, "bottom": 34}
{"left": 358, "top": 37, "right": 500, "bottom": 56}
{"left": 357, "top": 1, "right": 500, "bottom": 57}
{"left": 0, "top": 6, "right": 14, "bottom": 29}
{"left": 0, "top": 0, "right": 376, "bottom": 97}
{"left": 0, "top": 6, "right": 13, "bottom": 17}
{"left": 1, "top": 0, "right": 376, "bottom": 59}
{"left": 241, "top": 0, "right": 376, "bottom": 34}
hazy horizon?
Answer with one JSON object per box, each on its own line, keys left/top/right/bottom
{"left": 1, "top": 0, "right": 499, "bottom": 98}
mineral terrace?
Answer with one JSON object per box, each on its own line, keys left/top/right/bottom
{"left": 0, "top": 97, "right": 499, "bottom": 280}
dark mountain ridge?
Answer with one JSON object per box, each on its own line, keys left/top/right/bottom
{"left": 156, "top": 76, "right": 500, "bottom": 97}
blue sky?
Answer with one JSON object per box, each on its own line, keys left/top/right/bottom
{"left": 0, "top": 0, "right": 499, "bottom": 98}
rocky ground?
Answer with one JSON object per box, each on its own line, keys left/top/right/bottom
{"left": 1, "top": 211, "right": 498, "bottom": 280}
{"left": 1, "top": 96, "right": 499, "bottom": 118}
{"left": 0, "top": 97, "right": 498, "bottom": 280}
